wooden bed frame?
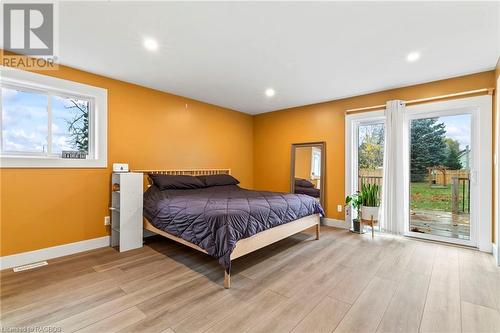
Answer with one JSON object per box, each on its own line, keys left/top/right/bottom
{"left": 134, "top": 168, "right": 321, "bottom": 289}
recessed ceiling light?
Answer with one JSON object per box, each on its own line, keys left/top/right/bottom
{"left": 265, "top": 88, "right": 275, "bottom": 97}
{"left": 407, "top": 52, "right": 420, "bottom": 62}
{"left": 143, "top": 38, "right": 159, "bottom": 51}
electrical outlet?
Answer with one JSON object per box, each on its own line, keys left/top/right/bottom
{"left": 337, "top": 205, "right": 343, "bottom": 212}
{"left": 104, "top": 216, "right": 110, "bottom": 226}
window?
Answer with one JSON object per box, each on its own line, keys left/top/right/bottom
{"left": 311, "top": 147, "right": 321, "bottom": 178}
{"left": 0, "top": 68, "right": 107, "bottom": 167}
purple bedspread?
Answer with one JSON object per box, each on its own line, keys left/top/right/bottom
{"left": 294, "top": 186, "right": 321, "bottom": 198}
{"left": 144, "top": 185, "right": 324, "bottom": 273}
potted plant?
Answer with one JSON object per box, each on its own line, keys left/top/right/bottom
{"left": 360, "top": 183, "right": 380, "bottom": 222}
{"left": 345, "top": 192, "right": 363, "bottom": 232}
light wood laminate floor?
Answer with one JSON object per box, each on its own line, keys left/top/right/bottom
{"left": 1, "top": 226, "right": 500, "bottom": 333}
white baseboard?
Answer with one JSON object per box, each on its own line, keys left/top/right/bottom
{"left": 479, "top": 242, "right": 493, "bottom": 254}
{"left": 493, "top": 243, "right": 499, "bottom": 266}
{"left": 321, "top": 217, "right": 349, "bottom": 229}
{"left": 0, "top": 236, "right": 110, "bottom": 270}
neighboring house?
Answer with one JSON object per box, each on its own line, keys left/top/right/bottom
{"left": 458, "top": 145, "right": 471, "bottom": 169}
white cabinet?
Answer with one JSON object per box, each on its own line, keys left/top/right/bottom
{"left": 110, "top": 172, "right": 143, "bottom": 252}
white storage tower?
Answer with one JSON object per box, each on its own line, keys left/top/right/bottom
{"left": 110, "top": 172, "right": 143, "bottom": 252}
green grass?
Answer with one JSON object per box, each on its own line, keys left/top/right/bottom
{"left": 410, "top": 182, "right": 469, "bottom": 212}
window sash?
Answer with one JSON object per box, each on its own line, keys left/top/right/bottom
{"left": 1, "top": 82, "right": 94, "bottom": 158}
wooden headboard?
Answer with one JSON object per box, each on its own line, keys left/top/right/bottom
{"left": 132, "top": 169, "right": 231, "bottom": 188}
{"left": 132, "top": 169, "right": 231, "bottom": 176}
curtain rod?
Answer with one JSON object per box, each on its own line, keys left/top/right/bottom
{"left": 345, "top": 87, "right": 495, "bottom": 114}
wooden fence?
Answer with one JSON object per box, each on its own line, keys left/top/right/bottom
{"left": 359, "top": 169, "right": 470, "bottom": 214}
{"left": 431, "top": 169, "right": 469, "bottom": 186}
{"left": 451, "top": 177, "right": 470, "bottom": 213}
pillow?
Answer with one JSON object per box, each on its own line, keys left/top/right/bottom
{"left": 197, "top": 174, "right": 240, "bottom": 187}
{"left": 295, "top": 178, "right": 314, "bottom": 188}
{"left": 148, "top": 174, "right": 205, "bottom": 190}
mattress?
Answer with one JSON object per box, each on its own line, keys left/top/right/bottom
{"left": 143, "top": 184, "right": 324, "bottom": 273}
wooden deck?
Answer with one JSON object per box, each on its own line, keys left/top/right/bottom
{"left": 411, "top": 209, "right": 470, "bottom": 240}
{"left": 1, "top": 226, "right": 499, "bottom": 333}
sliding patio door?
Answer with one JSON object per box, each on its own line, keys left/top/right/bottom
{"left": 346, "top": 95, "right": 492, "bottom": 250}
{"left": 402, "top": 96, "right": 491, "bottom": 249}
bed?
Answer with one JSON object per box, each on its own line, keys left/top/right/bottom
{"left": 136, "top": 169, "right": 324, "bottom": 288}
{"left": 294, "top": 178, "right": 321, "bottom": 198}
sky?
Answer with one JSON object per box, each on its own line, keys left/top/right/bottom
{"left": 1, "top": 87, "right": 88, "bottom": 154}
{"left": 358, "top": 114, "right": 471, "bottom": 151}
{"left": 437, "top": 114, "right": 471, "bottom": 149}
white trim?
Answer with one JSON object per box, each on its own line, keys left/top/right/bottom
{"left": 0, "top": 67, "right": 108, "bottom": 168}
{"left": 321, "top": 217, "right": 349, "bottom": 229}
{"left": 405, "top": 229, "right": 486, "bottom": 249}
{"left": 493, "top": 243, "right": 499, "bottom": 266}
{"left": 403, "top": 95, "right": 492, "bottom": 252}
{"left": 496, "top": 74, "right": 500, "bottom": 265}
{"left": 0, "top": 236, "right": 110, "bottom": 270}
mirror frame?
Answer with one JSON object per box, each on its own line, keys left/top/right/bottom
{"left": 290, "top": 141, "right": 326, "bottom": 210}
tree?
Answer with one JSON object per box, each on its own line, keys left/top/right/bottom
{"left": 358, "top": 124, "right": 384, "bottom": 170}
{"left": 410, "top": 118, "right": 447, "bottom": 182}
{"left": 66, "top": 99, "right": 89, "bottom": 153}
{"left": 444, "top": 138, "right": 462, "bottom": 170}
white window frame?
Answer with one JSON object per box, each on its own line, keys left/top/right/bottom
{"left": 0, "top": 67, "right": 107, "bottom": 168}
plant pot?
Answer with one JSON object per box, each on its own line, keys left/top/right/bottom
{"left": 352, "top": 218, "right": 361, "bottom": 232}
{"left": 361, "top": 206, "right": 379, "bottom": 222}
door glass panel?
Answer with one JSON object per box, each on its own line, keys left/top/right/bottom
{"left": 409, "top": 114, "right": 471, "bottom": 240}
{"left": 358, "top": 122, "right": 384, "bottom": 203}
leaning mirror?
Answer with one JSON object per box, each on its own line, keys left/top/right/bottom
{"left": 291, "top": 142, "right": 326, "bottom": 209}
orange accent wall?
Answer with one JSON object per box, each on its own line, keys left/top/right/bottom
{"left": 253, "top": 71, "right": 496, "bottom": 224}
{"left": 294, "top": 147, "right": 313, "bottom": 180}
{"left": 0, "top": 63, "right": 254, "bottom": 256}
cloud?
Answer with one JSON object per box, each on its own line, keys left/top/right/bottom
{"left": 440, "top": 115, "right": 471, "bottom": 148}
{"left": 443, "top": 124, "right": 470, "bottom": 148}
{"left": 52, "top": 135, "right": 72, "bottom": 153}
{"left": 2, "top": 105, "right": 46, "bottom": 130}
{"left": 2, "top": 100, "right": 49, "bottom": 152}
{"left": 3, "top": 128, "right": 46, "bottom": 152}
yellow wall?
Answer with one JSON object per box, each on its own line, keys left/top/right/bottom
{"left": 253, "top": 71, "right": 496, "bottom": 221}
{"left": 0, "top": 63, "right": 254, "bottom": 256}
{"left": 294, "top": 147, "right": 312, "bottom": 180}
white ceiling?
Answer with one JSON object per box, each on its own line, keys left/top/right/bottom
{"left": 37, "top": 2, "right": 500, "bottom": 113}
